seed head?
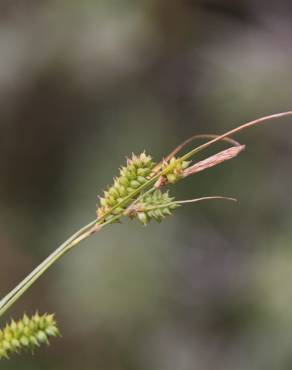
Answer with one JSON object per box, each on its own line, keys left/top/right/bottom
{"left": 97, "top": 152, "right": 155, "bottom": 220}
{"left": 155, "top": 157, "right": 191, "bottom": 188}
{"left": 0, "top": 313, "right": 60, "bottom": 360}
{"left": 126, "top": 190, "right": 179, "bottom": 226}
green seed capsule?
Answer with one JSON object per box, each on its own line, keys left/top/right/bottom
{"left": 29, "top": 336, "right": 39, "bottom": 347}
{"left": 119, "top": 176, "right": 129, "bottom": 186}
{"left": 109, "top": 187, "right": 119, "bottom": 198}
{"left": 167, "top": 174, "right": 177, "bottom": 184}
{"left": 137, "top": 168, "right": 147, "bottom": 176}
{"left": 117, "top": 185, "right": 127, "bottom": 197}
{"left": 130, "top": 180, "right": 140, "bottom": 188}
{"left": 137, "top": 212, "right": 148, "bottom": 225}
{"left": 107, "top": 196, "right": 116, "bottom": 206}
{"left": 20, "top": 336, "right": 29, "bottom": 347}
{"left": 163, "top": 207, "right": 171, "bottom": 215}
{"left": 11, "top": 339, "right": 20, "bottom": 348}
{"left": 2, "top": 341, "right": 11, "bottom": 351}
{"left": 126, "top": 187, "right": 135, "bottom": 193}
{"left": 137, "top": 176, "right": 147, "bottom": 184}
{"left": 128, "top": 164, "right": 136, "bottom": 172}
{"left": 99, "top": 198, "right": 106, "bottom": 206}
{"left": 37, "top": 331, "right": 48, "bottom": 344}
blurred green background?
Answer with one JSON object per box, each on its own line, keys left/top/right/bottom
{"left": 1, "top": 1, "right": 292, "bottom": 369}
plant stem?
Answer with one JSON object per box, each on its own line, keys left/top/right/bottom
{"left": 181, "top": 111, "right": 292, "bottom": 162}
{"left": 0, "top": 216, "right": 119, "bottom": 318}
{"left": 144, "top": 196, "right": 237, "bottom": 212}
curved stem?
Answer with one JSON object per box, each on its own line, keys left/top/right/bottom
{"left": 144, "top": 196, "right": 237, "bottom": 212}
{"left": 0, "top": 219, "right": 100, "bottom": 318}
{"left": 176, "top": 196, "right": 237, "bottom": 204}
{"left": 181, "top": 111, "right": 292, "bottom": 162}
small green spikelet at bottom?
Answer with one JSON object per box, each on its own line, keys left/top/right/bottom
{"left": 0, "top": 312, "right": 60, "bottom": 360}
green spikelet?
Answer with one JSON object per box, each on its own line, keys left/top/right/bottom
{"left": 128, "top": 190, "right": 179, "bottom": 225}
{"left": 0, "top": 313, "right": 60, "bottom": 360}
{"left": 164, "top": 157, "right": 191, "bottom": 184}
{"left": 97, "top": 152, "right": 155, "bottom": 220}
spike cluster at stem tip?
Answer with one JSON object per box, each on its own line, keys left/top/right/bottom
{"left": 97, "top": 152, "right": 155, "bottom": 220}
{"left": 163, "top": 157, "right": 191, "bottom": 184}
{"left": 0, "top": 313, "right": 60, "bottom": 360}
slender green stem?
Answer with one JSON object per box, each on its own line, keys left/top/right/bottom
{"left": 143, "top": 196, "right": 237, "bottom": 212}
{"left": 176, "top": 196, "right": 237, "bottom": 204}
{"left": 0, "top": 215, "right": 120, "bottom": 318}
{"left": 180, "top": 111, "right": 292, "bottom": 162}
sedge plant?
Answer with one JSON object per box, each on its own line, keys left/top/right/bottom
{"left": 0, "top": 111, "right": 291, "bottom": 359}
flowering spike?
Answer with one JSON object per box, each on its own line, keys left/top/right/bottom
{"left": 97, "top": 153, "right": 155, "bottom": 219}
{"left": 126, "top": 190, "right": 179, "bottom": 225}
{"left": 0, "top": 313, "right": 60, "bottom": 360}
{"left": 155, "top": 157, "right": 192, "bottom": 187}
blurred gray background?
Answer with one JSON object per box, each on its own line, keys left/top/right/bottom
{"left": 1, "top": 1, "right": 292, "bottom": 369}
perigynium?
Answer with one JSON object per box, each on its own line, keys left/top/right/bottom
{"left": 0, "top": 111, "right": 291, "bottom": 360}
